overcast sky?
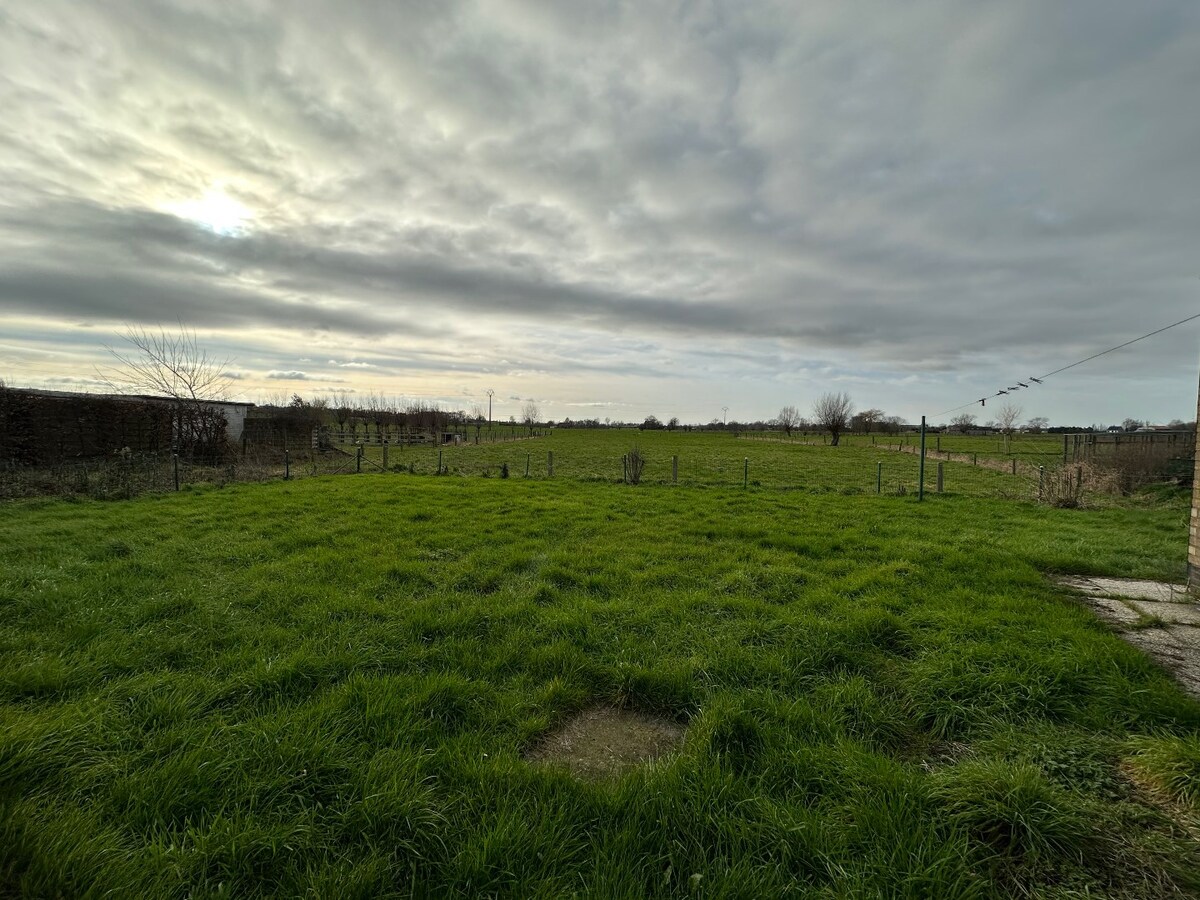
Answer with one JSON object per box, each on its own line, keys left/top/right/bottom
{"left": 2, "top": 1, "right": 1198, "bottom": 426}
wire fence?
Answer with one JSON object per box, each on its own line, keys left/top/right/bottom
{"left": 3, "top": 429, "right": 1191, "bottom": 506}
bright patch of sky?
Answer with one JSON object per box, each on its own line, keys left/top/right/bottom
{"left": 1, "top": 0, "right": 1198, "bottom": 426}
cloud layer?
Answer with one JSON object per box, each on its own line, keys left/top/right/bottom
{"left": 2, "top": 0, "right": 1198, "bottom": 423}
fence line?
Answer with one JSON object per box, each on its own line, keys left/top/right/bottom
{"left": 4, "top": 429, "right": 1192, "bottom": 504}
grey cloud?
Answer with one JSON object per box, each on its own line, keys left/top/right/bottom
{"left": 1, "top": 0, "right": 1199, "bottom": 422}
{"left": 42, "top": 375, "right": 109, "bottom": 388}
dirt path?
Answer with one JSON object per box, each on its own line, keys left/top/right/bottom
{"left": 1056, "top": 576, "right": 1200, "bottom": 699}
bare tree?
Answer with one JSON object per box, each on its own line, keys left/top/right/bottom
{"left": 949, "top": 413, "right": 977, "bottom": 433}
{"left": 470, "top": 403, "right": 486, "bottom": 442}
{"left": 359, "top": 391, "right": 391, "bottom": 440}
{"left": 99, "top": 325, "right": 236, "bottom": 456}
{"left": 996, "top": 403, "right": 1023, "bottom": 434}
{"left": 851, "top": 408, "right": 885, "bottom": 434}
{"left": 101, "top": 325, "right": 234, "bottom": 402}
{"left": 1026, "top": 416, "right": 1049, "bottom": 433}
{"left": 776, "top": 405, "right": 802, "bottom": 436}
{"left": 995, "top": 403, "right": 1022, "bottom": 453}
{"left": 812, "top": 392, "right": 853, "bottom": 446}
{"left": 521, "top": 400, "right": 541, "bottom": 435}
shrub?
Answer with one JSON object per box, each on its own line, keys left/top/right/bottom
{"left": 1041, "top": 466, "right": 1084, "bottom": 508}
{"left": 627, "top": 447, "right": 645, "bottom": 485}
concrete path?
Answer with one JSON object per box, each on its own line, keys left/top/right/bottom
{"left": 1055, "top": 576, "right": 1200, "bottom": 699}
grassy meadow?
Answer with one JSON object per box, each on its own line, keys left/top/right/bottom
{"left": 3, "top": 435, "right": 1200, "bottom": 897}
{"left": 352, "top": 428, "right": 1047, "bottom": 498}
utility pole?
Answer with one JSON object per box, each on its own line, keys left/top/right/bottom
{"left": 486, "top": 388, "right": 494, "bottom": 425}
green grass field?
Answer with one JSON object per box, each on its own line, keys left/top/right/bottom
{"left": 3, "top": 450, "right": 1200, "bottom": 896}
{"left": 346, "top": 429, "right": 1051, "bottom": 499}
{"left": 818, "top": 430, "right": 1070, "bottom": 466}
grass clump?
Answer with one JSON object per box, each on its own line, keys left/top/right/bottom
{"left": 1126, "top": 733, "right": 1200, "bottom": 807}
{"left": 933, "top": 759, "right": 1092, "bottom": 863}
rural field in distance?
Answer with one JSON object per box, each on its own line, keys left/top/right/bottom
{"left": 2, "top": 430, "right": 1199, "bottom": 897}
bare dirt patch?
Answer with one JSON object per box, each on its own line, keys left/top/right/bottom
{"left": 919, "top": 739, "right": 973, "bottom": 772}
{"left": 525, "top": 706, "right": 686, "bottom": 779}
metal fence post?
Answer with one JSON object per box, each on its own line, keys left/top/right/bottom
{"left": 672, "top": 454, "right": 678, "bottom": 484}
{"left": 918, "top": 416, "right": 926, "bottom": 501}
{"left": 173, "top": 453, "right": 179, "bottom": 491}
{"left": 1038, "top": 465, "right": 1045, "bottom": 501}
{"left": 525, "top": 453, "right": 530, "bottom": 478}
{"left": 285, "top": 450, "right": 290, "bottom": 480}
{"left": 937, "top": 461, "right": 944, "bottom": 493}
{"left": 622, "top": 454, "right": 628, "bottom": 484}
{"left": 382, "top": 440, "right": 388, "bottom": 471}
{"left": 356, "top": 445, "right": 362, "bottom": 474}
{"left": 1011, "top": 458, "right": 1017, "bottom": 476}
{"left": 744, "top": 457, "right": 749, "bottom": 488}
{"left": 438, "top": 449, "right": 443, "bottom": 475}
{"left": 876, "top": 461, "right": 882, "bottom": 493}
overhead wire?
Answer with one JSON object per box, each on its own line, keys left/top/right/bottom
{"left": 933, "top": 311, "right": 1200, "bottom": 417}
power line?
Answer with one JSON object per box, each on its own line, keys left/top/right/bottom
{"left": 934, "top": 311, "right": 1200, "bottom": 417}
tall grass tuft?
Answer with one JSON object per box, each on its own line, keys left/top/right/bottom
{"left": 933, "top": 759, "right": 1092, "bottom": 863}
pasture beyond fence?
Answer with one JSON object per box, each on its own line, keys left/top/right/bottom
{"left": 2, "top": 428, "right": 1191, "bottom": 505}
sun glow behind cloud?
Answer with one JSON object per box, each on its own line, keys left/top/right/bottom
{"left": 1, "top": 2, "right": 1198, "bottom": 424}
{"left": 170, "top": 190, "right": 252, "bottom": 236}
